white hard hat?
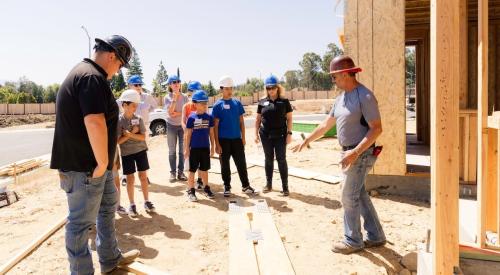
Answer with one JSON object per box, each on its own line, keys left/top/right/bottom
{"left": 219, "top": 75, "right": 234, "bottom": 88}
{"left": 118, "top": 89, "right": 141, "bottom": 103}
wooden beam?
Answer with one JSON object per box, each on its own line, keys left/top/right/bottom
{"left": 477, "top": 0, "right": 489, "bottom": 248}
{"left": 120, "top": 262, "right": 170, "bottom": 275}
{"left": 486, "top": 128, "right": 498, "bottom": 231}
{"left": 430, "top": 0, "right": 461, "bottom": 273}
{"left": 459, "top": 0, "right": 469, "bottom": 109}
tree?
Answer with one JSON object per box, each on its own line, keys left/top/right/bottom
{"left": 18, "top": 76, "right": 44, "bottom": 103}
{"left": 0, "top": 85, "right": 17, "bottom": 103}
{"left": 44, "top": 84, "right": 60, "bottom": 103}
{"left": 284, "top": 70, "right": 301, "bottom": 91}
{"left": 203, "top": 81, "right": 217, "bottom": 97}
{"left": 405, "top": 47, "right": 416, "bottom": 87}
{"left": 126, "top": 48, "right": 143, "bottom": 79}
{"left": 321, "top": 43, "right": 344, "bottom": 73}
{"left": 110, "top": 70, "right": 127, "bottom": 93}
{"left": 299, "top": 52, "right": 322, "bottom": 90}
{"left": 16, "top": 92, "right": 36, "bottom": 103}
{"left": 152, "top": 61, "right": 168, "bottom": 96}
{"left": 235, "top": 78, "right": 264, "bottom": 96}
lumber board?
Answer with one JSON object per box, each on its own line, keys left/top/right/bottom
{"left": 497, "top": 131, "right": 500, "bottom": 243}
{"left": 228, "top": 202, "right": 259, "bottom": 275}
{"left": 312, "top": 173, "right": 342, "bottom": 184}
{"left": 120, "top": 261, "right": 170, "bottom": 275}
{"left": 486, "top": 128, "right": 498, "bottom": 231}
{"left": 0, "top": 216, "right": 67, "bottom": 274}
{"left": 477, "top": 0, "right": 490, "bottom": 249}
{"left": 430, "top": 0, "right": 461, "bottom": 273}
{"left": 251, "top": 200, "right": 295, "bottom": 275}
{"left": 286, "top": 167, "right": 320, "bottom": 180}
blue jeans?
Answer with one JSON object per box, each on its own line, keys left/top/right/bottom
{"left": 341, "top": 148, "right": 386, "bottom": 248}
{"left": 59, "top": 170, "right": 121, "bottom": 275}
{"left": 167, "top": 123, "right": 184, "bottom": 174}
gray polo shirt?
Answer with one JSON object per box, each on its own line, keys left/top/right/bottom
{"left": 164, "top": 92, "right": 189, "bottom": 126}
{"left": 329, "top": 84, "right": 381, "bottom": 147}
{"left": 117, "top": 113, "right": 148, "bottom": 156}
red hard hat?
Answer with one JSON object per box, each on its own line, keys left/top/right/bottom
{"left": 329, "top": 55, "right": 362, "bottom": 74}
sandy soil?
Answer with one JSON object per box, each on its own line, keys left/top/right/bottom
{"left": 0, "top": 115, "right": 55, "bottom": 129}
{"left": 1, "top": 129, "right": 430, "bottom": 275}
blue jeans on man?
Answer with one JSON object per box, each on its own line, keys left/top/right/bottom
{"left": 59, "top": 170, "right": 121, "bottom": 274}
{"left": 167, "top": 123, "right": 184, "bottom": 174}
{"left": 341, "top": 148, "right": 386, "bottom": 248}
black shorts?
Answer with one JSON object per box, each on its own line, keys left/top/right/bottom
{"left": 189, "top": 148, "right": 210, "bottom": 173}
{"left": 121, "top": 150, "right": 150, "bottom": 175}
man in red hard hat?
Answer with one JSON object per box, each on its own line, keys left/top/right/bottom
{"left": 292, "top": 55, "right": 386, "bottom": 254}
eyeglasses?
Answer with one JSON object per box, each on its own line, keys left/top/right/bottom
{"left": 266, "top": 86, "right": 277, "bottom": 90}
{"left": 171, "top": 80, "right": 181, "bottom": 84}
{"left": 133, "top": 84, "right": 142, "bottom": 87}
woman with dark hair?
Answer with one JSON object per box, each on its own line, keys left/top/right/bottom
{"left": 254, "top": 75, "right": 293, "bottom": 196}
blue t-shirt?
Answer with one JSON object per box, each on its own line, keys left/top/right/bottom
{"left": 329, "top": 84, "right": 381, "bottom": 147}
{"left": 212, "top": 98, "right": 245, "bottom": 139}
{"left": 186, "top": 112, "right": 214, "bottom": 148}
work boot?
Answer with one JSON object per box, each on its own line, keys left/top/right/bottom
{"left": 101, "top": 249, "right": 140, "bottom": 274}
{"left": 281, "top": 183, "right": 289, "bottom": 196}
{"left": 364, "top": 239, "right": 386, "bottom": 248}
{"left": 169, "top": 173, "right": 177, "bottom": 183}
{"left": 263, "top": 184, "right": 272, "bottom": 193}
{"left": 177, "top": 172, "right": 188, "bottom": 181}
{"left": 331, "top": 241, "right": 363, "bottom": 255}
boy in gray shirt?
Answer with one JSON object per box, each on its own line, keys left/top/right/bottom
{"left": 117, "top": 90, "right": 155, "bottom": 217}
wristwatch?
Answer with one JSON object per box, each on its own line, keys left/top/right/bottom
{"left": 287, "top": 131, "right": 293, "bottom": 135}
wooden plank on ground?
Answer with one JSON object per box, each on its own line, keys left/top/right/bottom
{"left": 286, "top": 167, "right": 320, "bottom": 180}
{"left": 251, "top": 199, "right": 295, "bottom": 275}
{"left": 120, "top": 261, "right": 170, "bottom": 275}
{"left": 312, "top": 173, "right": 342, "bottom": 184}
{"left": 228, "top": 201, "right": 260, "bottom": 275}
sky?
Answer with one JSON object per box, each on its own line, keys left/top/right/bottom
{"left": 0, "top": 0, "right": 344, "bottom": 89}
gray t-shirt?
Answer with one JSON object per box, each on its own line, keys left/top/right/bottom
{"left": 117, "top": 113, "right": 148, "bottom": 156}
{"left": 329, "top": 84, "right": 381, "bottom": 147}
{"left": 164, "top": 92, "right": 189, "bottom": 126}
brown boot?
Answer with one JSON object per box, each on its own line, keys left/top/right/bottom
{"left": 331, "top": 242, "right": 363, "bottom": 254}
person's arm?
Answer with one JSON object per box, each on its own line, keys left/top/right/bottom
{"left": 84, "top": 114, "right": 108, "bottom": 176}
{"left": 239, "top": 115, "right": 246, "bottom": 146}
{"left": 166, "top": 94, "right": 181, "bottom": 117}
{"left": 285, "top": 112, "right": 293, "bottom": 144}
{"left": 126, "top": 131, "right": 145, "bottom": 141}
{"left": 254, "top": 114, "right": 262, "bottom": 143}
{"left": 184, "top": 128, "right": 192, "bottom": 159}
{"left": 209, "top": 127, "right": 215, "bottom": 157}
{"left": 214, "top": 118, "right": 222, "bottom": 154}
{"left": 291, "top": 116, "right": 336, "bottom": 152}
{"left": 181, "top": 105, "right": 187, "bottom": 130}
{"left": 117, "top": 133, "right": 130, "bottom": 145}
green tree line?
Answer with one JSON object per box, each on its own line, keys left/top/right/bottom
{"left": 0, "top": 77, "right": 60, "bottom": 104}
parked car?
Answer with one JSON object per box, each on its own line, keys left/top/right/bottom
{"left": 148, "top": 107, "right": 213, "bottom": 136}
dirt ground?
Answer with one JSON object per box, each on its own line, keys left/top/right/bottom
{"left": 0, "top": 115, "right": 55, "bottom": 129}
{"left": 0, "top": 127, "right": 430, "bottom": 275}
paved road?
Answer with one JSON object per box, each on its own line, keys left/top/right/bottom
{"left": 0, "top": 114, "right": 328, "bottom": 167}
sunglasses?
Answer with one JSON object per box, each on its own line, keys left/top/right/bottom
{"left": 133, "top": 84, "right": 142, "bottom": 87}
{"left": 266, "top": 86, "right": 277, "bottom": 90}
{"left": 171, "top": 80, "right": 181, "bottom": 84}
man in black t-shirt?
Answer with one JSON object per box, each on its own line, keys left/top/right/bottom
{"left": 50, "top": 35, "right": 140, "bottom": 274}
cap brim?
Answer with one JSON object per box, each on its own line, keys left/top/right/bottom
{"left": 329, "top": 67, "right": 362, "bottom": 74}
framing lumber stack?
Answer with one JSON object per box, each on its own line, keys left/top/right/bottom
{"left": 228, "top": 199, "right": 295, "bottom": 275}
{"left": 0, "top": 159, "right": 47, "bottom": 177}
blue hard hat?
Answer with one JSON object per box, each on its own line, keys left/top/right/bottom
{"left": 192, "top": 90, "right": 208, "bottom": 102}
{"left": 264, "top": 75, "right": 279, "bottom": 87}
{"left": 187, "top": 81, "right": 202, "bottom": 91}
{"left": 127, "top": 75, "right": 144, "bottom": 85}
{"left": 164, "top": 75, "right": 181, "bottom": 85}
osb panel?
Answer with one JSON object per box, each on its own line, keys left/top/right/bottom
{"left": 344, "top": 0, "right": 358, "bottom": 61}
{"left": 357, "top": 0, "right": 374, "bottom": 90}
{"left": 372, "top": 0, "right": 406, "bottom": 175}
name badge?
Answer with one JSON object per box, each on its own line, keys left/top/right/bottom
{"left": 223, "top": 104, "right": 230, "bottom": 110}
{"left": 194, "top": 118, "right": 202, "bottom": 125}
{"left": 263, "top": 102, "right": 270, "bottom": 106}
{"left": 131, "top": 119, "right": 139, "bottom": 125}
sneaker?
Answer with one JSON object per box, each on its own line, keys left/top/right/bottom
{"left": 187, "top": 189, "right": 198, "bottom": 202}
{"left": 242, "top": 186, "right": 258, "bottom": 195}
{"left": 364, "top": 239, "right": 386, "bottom": 248}
{"left": 223, "top": 186, "right": 231, "bottom": 197}
{"left": 169, "top": 173, "right": 177, "bottom": 183}
{"left": 263, "top": 185, "right": 272, "bottom": 193}
{"left": 128, "top": 204, "right": 138, "bottom": 217}
{"left": 116, "top": 205, "right": 128, "bottom": 215}
{"left": 144, "top": 201, "right": 156, "bottom": 213}
{"left": 196, "top": 178, "right": 204, "bottom": 189}
{"left": 121, "top": 176, "right": 127, "bottom": 186}
{"left": 331, "top": 241, "right": 363, "bottom": 255}
{"left": 204, "top": 185, "right": 215, "bottom": 199}
{"left": 178, "top": 172, "right": 188, "bottom": 181}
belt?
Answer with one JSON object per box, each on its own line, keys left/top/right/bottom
{"left": 342, "top": 143, "right": 375, "bottom": 151}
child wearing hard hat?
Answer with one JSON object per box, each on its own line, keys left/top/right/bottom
{"left": 182, "top": 81, "right": 204, "bottom": 189}
{"left": 117, "top": 89, "right": 155, "bottom": 217}
{"left": 184, "top": 90, "right": 215, "bottom": 202}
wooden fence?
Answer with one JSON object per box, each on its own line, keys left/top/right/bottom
{"left": 0, "top": 103, "right": 56, "bottom": 115}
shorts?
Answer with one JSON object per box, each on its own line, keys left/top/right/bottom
{"left": 121, "top": 150, "right": 150, "bottom": 175}
{"left": 189, "top": 148, "right": 210, "bottom": 173}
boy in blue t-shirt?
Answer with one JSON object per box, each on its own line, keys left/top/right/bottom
{"left": 212, "top": 76, "right": 258, "bottom": 197}
{"left": 184, "top": 90, "right": 215, "bottom": 202}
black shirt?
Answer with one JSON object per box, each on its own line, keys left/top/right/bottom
{"left": 50, "top": 58, "right": 119, "bottom": 172}
{"left": 257, "top": 97, "right": 293, "bottom": 134}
